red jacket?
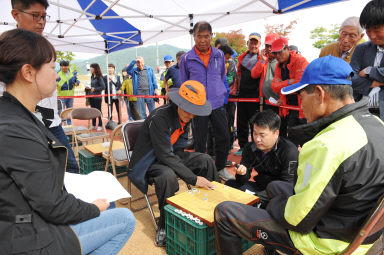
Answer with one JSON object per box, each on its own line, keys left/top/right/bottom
{"left": 271, "top": 51, "right": 308, "bottom": 117}
{"left": 251, "top": 58, "right": 268, "bottom": 97}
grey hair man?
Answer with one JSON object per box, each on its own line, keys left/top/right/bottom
{"left": 319, "top": 16, "right": 364, "bottom": 63}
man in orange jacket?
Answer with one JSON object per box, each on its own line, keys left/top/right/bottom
{"left": 271, "top": 37, "right": 308, "bottom": 142}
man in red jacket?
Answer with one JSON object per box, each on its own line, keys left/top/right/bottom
{"left": 271, "top": 37, "right": 308, "bottom": 142}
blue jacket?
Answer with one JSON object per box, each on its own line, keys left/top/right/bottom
{"left": 180, "top": 46, "right": 227, "bottom": 110}
{"left": 126, "top": 60, "right": 158, "bottom": 95}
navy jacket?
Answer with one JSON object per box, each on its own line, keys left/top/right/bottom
{"left": 128, "top": 103, "right": 197, "bottom": 193}
{"left": 350, "top": 41, "right": 384, "bottom": 98}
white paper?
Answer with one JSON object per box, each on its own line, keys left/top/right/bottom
{"left": 244, "top": 189, "right": 255, "bottom": 195}
{"left": 64, "top": 171, "right": 131, "bottom": 203}
{"left": 268, "top": 97, "right": 278, "bottom": 105}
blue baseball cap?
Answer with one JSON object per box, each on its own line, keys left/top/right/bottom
{"left": 281, "top": 55, "right": 353, "bottom": 95}
{"left": 164, "top": 55, "right": 173, "bottom": 62}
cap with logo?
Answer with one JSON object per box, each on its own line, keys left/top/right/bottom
{"left": 271, "top": 37, "right": 289, "bottom": 52}
{"left": 164, "top": 55, "right": 173, "bottom": 62}
{"left": 167, "top": 80, "right": 212, "bottom": 116}
{"left": 248, "top": 32, "right": 261, "bottom": 41}
{"left": 264, "top": 33, "right": 279, "bottom": 45}
{"left": 281, "top": 55, "right": 353, "bottom": 95}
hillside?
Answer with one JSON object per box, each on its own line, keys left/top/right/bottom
{"left": 74, "top": 44, "right": 189, "bottom": 75}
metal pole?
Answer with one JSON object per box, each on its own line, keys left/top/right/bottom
{"left": 106, "top": 52, "right": 112, "bottom": 119}
{"left": 156, "top": 41, "right": 159, "bottom": 70}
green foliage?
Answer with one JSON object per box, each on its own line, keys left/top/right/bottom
{"left": 56, "top": 51, "right": 79, "bottom": 72}
{"left": 211, "top": 30, "right": 247, "bottom": 55}
{"left": 310, "top": 24, "right": 340, "bottom": 49}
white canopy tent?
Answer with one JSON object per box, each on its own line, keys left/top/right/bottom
{"left": 0, "top": 0, "right": 348, "bottom": 123}
{"left": 0, "top": 0, "right": 349, "bottom": 53}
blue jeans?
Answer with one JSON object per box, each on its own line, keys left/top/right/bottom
{"left": 59, "top": 98, "right": 74, "bottom": 124}
{"left": 380, "top": 89, "right": 384, "bottom": 121}
{"left": 71, "top": 208, "right": 136, "bottom": 255}
{"left": 49, "top": 125, "right": 80, "bottom": 173}
{"left": 137, "top": 97, "right": 154, "bottom": 119}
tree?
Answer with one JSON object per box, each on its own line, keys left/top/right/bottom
{"left": 264, "top": 19, "right": 298, "bottom": 39}
{"left": 56, "top": 50, "right": 79, "bottom": 72}
{"left": 211, "top": 29, "right": 247, "bottom": 55}
{"left": 310, "top": 24, "right": 340, "bottom": 49}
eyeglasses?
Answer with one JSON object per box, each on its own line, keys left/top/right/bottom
{"left": 17, "top": 9, "right": 50, "bottom": 22}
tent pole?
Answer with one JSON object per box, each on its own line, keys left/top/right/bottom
{"left": 156, "top": 41, "right": 159, "bottom": 71}
{"left": 106, "top": 51, "right": 112, "bottom": 121}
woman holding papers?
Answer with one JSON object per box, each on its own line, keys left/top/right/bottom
{"left": 0, "top": 29, "right": 135, "bottom": 255}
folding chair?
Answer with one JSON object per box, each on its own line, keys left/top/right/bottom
{"left": 70, "top": 108, "right": 110, "bottom": 154}
{"left": 341, "top": 194, "right": 384, "bottom": 255}
{"left": 102, "top": 124, "right": 128, "bottom": 178}
{"left": 60, "top": 108, "right": 88, "bottom": 147}
{"left": 122, "top": 120, "right": 158, "bottom": 229}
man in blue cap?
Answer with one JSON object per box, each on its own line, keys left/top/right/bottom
{"left": 214, "top": 55, "right": 384, "bottom": 255}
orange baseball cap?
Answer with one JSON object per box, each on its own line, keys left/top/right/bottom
{"left": 167, "top": 80, "right": 212, "bottom": 116}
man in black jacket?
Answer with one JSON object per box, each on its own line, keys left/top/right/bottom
{"left": 225, "top": 110, "right": 298, "bottom": 206}
{"left": 128, "top": 80, "right": 219, "bottom": 246}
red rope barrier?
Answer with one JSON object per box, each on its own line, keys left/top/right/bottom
{"left": 57, "top": 94, "right": 301, "bottom": 112}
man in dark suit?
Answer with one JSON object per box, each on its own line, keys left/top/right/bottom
{"left": 350, "top": 0, "right": 384, "bottom": 120}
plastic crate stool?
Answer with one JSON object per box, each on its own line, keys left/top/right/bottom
{"left": 165, "top": 204, "right": 254, "bottom": 255}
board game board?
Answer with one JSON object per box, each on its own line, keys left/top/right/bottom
{"left": 166, "top": 181, "right": 259, "bottom": 226}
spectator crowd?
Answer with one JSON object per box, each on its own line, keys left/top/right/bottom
{"left": 1, "top": 0, "right": 384, "bottom": 255}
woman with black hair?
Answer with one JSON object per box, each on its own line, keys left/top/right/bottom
{"left": 0, "top": 29, "right": 135, "bottom": 255}
{"left": 87, "top": 63, "right": 105, "bottom": 130}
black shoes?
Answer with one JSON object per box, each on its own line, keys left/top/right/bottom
{"left": 155, "top": 228, "right": 166, "bottom": 247}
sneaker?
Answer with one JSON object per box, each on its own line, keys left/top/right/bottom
{"left": 155, "top": 228, "right": 166, "bottom": 247}
{"left": 234, "top": 148, "right": 243, "bottom": 156}
{"left": 225, "top": 160, "right": 233, "bottom": 167}
{"left": 96, "top": 126, "right": 102, "bottom": 131}
{"left": 218, "top": 168, "right": 235, "bottom": 181}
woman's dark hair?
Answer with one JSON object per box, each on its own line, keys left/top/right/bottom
{"left": 360, "top": 0, "right": 384, "bottom": 29}
{"left": 218, "top": 45, "right": 234, "bottom": 56}
{"left": 108, "top": 63, "right": 115, "bottom": 69}
{"left": 0, "top": 29, "right": 56, "bottom": 85}
{"left": 90, "top": 63, "right": 103, "bottom": 78}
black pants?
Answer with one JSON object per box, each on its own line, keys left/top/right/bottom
{"left": 192, "top": 107, "right": 230, "bottom": 170}
{"left": 89, "top": 97, "right": 103, "bottom": 127}
{"left": 236, "top": 102, "right": 259, "bottom": 149}
{"left": 225, "top": 180, "right": 269, "bottom": 207}
{"left": 146, "top": 151, "right": 219, "bottom": 229}
{"left": 107, "top": 98, "right": 121, "bottom": 124}
{"left": 280, "top": 111, "right": 306, "bottom": 145}
{"left": 214, "top": 181, "right": 301, "bottom": 255}
{"left": 225, "top": 102, "right": 237, "bottom": 150}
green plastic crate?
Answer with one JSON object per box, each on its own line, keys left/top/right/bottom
{"left": 66, "top": 134, "right": 82, "bottom": 146}
{"left": 78, "top": 149, "right": 127, "bottom": 175}
{"left": 165, "top": 204, "right": 254, "bottom": 255}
